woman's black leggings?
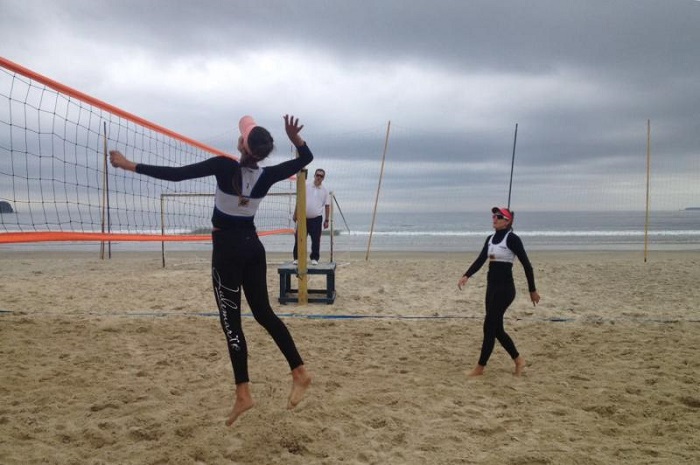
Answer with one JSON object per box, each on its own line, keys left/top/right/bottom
{"left": 478, "top": 282, "right": 519, "bottom": 366}
{"left": 212, "top": 229, "right": 303, "bottom": 384}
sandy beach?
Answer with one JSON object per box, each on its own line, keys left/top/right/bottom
{"left": 0, "top": 249, "right": 698, "bottom": 465}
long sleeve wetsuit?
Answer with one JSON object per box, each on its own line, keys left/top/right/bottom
{"left": 464, "top": 228, "right": 536, "bottom": 366}
{"left": 136, "top": 144, "right": 313, "bottom": 384}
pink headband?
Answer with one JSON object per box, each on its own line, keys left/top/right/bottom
{"left": 238, "top": 115, "right": 257, "bottom": 154}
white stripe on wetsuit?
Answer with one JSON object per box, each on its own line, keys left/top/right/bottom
{"left": 214, "top": 167, "right": 264, "bottom": 217}
{"left": 488, "top": 231, "right": 515, "bottom": 263}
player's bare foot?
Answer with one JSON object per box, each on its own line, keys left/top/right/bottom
{"left": 226, "top": 383, "right": 254, "bottom": 426}
{"left": 287, "top": 365, "right": 312, "bottom": 409}
{"left": 467, "top": 364, "right": 485, "bottom": 377}
{"left": 513, "top": 356, "right": 526, "bottom": 376}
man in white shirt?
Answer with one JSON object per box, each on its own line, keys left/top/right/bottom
{"left": 293, "top": 168, "right": 330, "bottom": 265}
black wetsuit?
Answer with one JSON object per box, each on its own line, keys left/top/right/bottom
{"left": 136, "top": 144, "right": 313, "bottom": 384}
{"left": 463, "top": 228, "right": 536, "bottom": 366}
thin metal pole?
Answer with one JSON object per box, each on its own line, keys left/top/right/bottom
{"left": 100, "top": 122, "right": 107, "bottom": 260}
{"left": 100, "top": 121, "right": 112, "bottom": 259}
{"left": 105, "top": 122, "right": 111, "bottom": 259}
{"left": 161, "top": 194, "right": 166, "bottom": 268}
{"left": 507, "top": 123, "right": 518, "bottom": 209}
{"left": 644, "top": 119, "right": 651, "bottom": 263}
{"left": 366, "top": 121, "right": 391, "bottom": 261}
{"left": 329, "top": 191, "right": 335, "bottom": 263}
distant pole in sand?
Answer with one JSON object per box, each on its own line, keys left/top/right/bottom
{"left": 366, "top": 121, "right": 391, "bottom": 261}
{"left": 644, "top": 119, "right": 651, "bottom": 263}
{"left": 507, "top": 123, "right": 518, "bottom": 209}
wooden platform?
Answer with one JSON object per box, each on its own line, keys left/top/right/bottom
{"left": 278, "top": 262, "right": 336, "bottom": 305}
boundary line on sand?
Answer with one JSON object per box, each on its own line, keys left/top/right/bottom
{"left": 0, "top": 309, "right": 698, "bottom": 324}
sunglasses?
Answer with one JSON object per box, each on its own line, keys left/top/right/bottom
{"left": 492, "top": 214, "right": 507, "bottom": 220}
{"left": 315, "top": 174, "right": 325, "bottom": 178}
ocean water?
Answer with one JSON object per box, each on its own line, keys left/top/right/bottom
{"left": 2, "top": 210, "right": 699, "bottom": 253}
{"left": 257, "top": 209, "right": 700, "bottom": 253}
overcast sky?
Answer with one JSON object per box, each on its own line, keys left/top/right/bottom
{"left": 1, "top": 0, "right": 699, "bottom": 213}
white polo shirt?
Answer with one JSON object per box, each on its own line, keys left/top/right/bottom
{"left": 306, "top": 182, "right": 330, "bottom": 219}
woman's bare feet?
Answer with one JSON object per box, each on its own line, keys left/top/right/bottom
{"left": 513, "top": 356, "right": 526, "bottom": 376}
{"left": 287, "top": 365, "right": 312, "bottom": 409}
{"left": 226, "top": 382, "right": 255, "bottom": 426}
{"left": 467, "top": 364, "right": 485, "bottom": 377}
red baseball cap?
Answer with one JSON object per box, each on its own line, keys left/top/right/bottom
{"left": 491, "top": 206, "right": 514, "bottom": 221}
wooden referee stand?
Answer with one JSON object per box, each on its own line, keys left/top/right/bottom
{"left": 278, "top": 167, "right": 336, "bottom": 305}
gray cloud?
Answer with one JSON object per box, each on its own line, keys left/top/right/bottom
{"left": 1, "top": 0, "right": 698, "bottom": 213}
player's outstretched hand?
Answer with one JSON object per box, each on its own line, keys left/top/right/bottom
{"left": 109, "top": 150, "right": 136, "bottom": 172}
{"left": 284, "top": 115, "right": 305, "bottom": 146}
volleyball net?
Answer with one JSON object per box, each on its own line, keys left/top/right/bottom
{"left": 3, "top": 56, "right": 696, "bottom": 253}
{"left": 0, "top": 57, "right": 296, "bottom": 244}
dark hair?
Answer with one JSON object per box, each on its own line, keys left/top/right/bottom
{"left": 247, "top": 126, "right": 274, "bottom": 160}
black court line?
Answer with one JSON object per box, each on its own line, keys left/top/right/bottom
{"left": 0, "top": 309, "right": 698, "bottom": 324}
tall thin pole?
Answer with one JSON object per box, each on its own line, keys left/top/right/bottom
{"left": 329, "top": 191, "right": 335, "bottom": 263}
{"left": 100, "top": 122, "right": 111, "bottom": 259}
{"left": 105, "top": 122, "right": 112, "bottom": 259}
{"left": 100, "top": 123, "right": 107, "bottom": 260}
{"left": 644, "top": 119, "right": 651, "bottom": 263}
{"left": 161, "top": 195, "right": 166, "bottom": 268}
{"left": 366, "top": 121, "right": 391, "bottom": 261}
{"left": 507, "top": 123, "right": 518, "bottom": 209}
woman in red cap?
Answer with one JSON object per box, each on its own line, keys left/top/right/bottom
{"left": 109, "top": 115, "right": 312, "bottom": 425}
{"left": 458, "top": 207, "right": 540, "bottom": 376}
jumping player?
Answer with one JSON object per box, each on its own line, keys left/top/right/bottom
{"left": 109, "top": 115, "right": 313, "bottom": 425}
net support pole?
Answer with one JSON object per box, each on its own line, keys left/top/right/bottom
{"left": 100, "top": 121, "right": 111, "bottom": 259}
{"left": 161, "top": 194, "right": 166, "bottom": 268}
{"left": 644, "top": 119, "right": 651, "bottom": 263}
{"left": 106, "top": 124, "right": 112, "bottom": 258}
{"left": 100, "top": 124, "right": 107, "bottom": 260}
{"left": 296, "top": 168, "right": 308, "bottom": 304}
{"left": 366, "top": 120, "right": 391, "bottom": 261}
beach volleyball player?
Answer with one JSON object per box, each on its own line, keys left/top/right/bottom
{"left": 109, "top": 115, "right": 313, "bottom": 425}
{"left": 458, "top": 207, "right": 540, "bottom": 376}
